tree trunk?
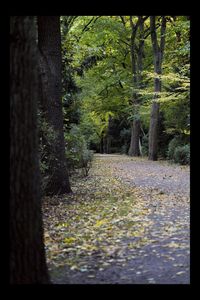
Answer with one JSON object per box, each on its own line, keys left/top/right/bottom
{"left": 148, "top": 54, "right": 161, "bottom": 160}
{"left": 37, "top": 16, "right": 71, "bottom": 195}
{"left": 106, "top": 135, "right": 111, "bottom": 154}
{"left": 103, "top": 136, "right": 107, "bottom": 153}
{"left": 106, "top": 115, "right": 112, "bottom": 154}
{"left": 148, "top": 101, "right": 160, "bottom": 160}
{"left": 148, "top": 16, "right": 166, "bottom": 161}
{"left": 128, "top": 16, "right": 144, "bottom": 157}
{"left": 100, "top": 134, "right": 104, "bottom": 153}
{"left": 10, "top": 16, "right": 50, "bottom": 284}
{"left": 128, "top": 119, "right": 140, "bottom": 156}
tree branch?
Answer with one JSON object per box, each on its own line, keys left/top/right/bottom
{"left": 119, "top": 39, "right": 130, "bottom": 47}
{"left": 120, "top": 16, "right": 126, "bottom": 27}
{"left": 82, "top": 17, "right": 95, "bottom": 33}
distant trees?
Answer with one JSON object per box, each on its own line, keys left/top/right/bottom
{"left": 10, "top": 16, "right": 50, "bottom": 284}
{"left": 37, "top": 16, "right": 72, "bottom": 195}
{"left": 40, "top": 15, "right": 189, "bottom": 164}
{"left": 70, "top": 16, "right": 189, "bottom": 161}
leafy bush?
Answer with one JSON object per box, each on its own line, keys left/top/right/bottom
{"left": 120, "top": 128, "right": 131, "bottom": 141}
{"left": 141, "top": 134, "right": 149, "bottom": 156}
{"left": 120, "top": 144, "right": 128, "bottom": 154}
{"left": 167, "top": 137, "right": 190, "bottom": 165}
{"left": 167, "top": 137, "right": 183, "bottom": 160}
{"left": 80, "top": 147, "right": 94, "bottom": 176}
{"left": 119, "top": 128, "right": 131, "bottom": 154}
{"left": 38, "top": 113, "right": 58, "bottom": 194}
{"left": 65, "top": 124, "right": 94, "bottom": 176}
{"left": 173, "top": 144, "right": 190, "bottom": 165}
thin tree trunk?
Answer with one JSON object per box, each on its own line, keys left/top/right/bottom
{"left": 100, "top": 134, "right": 104, "bottom": 153}
{"left": 10, "top": 16, "right": 50, "bottom": 284}
{"left": 103, "top": 136, "right": 107, "bottom": 153}
{"left": 106, "top": 135, "right": 111, "bottom": 154}
{"left": 106, "top": 115, "right": 112, "bottom": 154}
{"left": 148, "top": 101, "right": 160, "bottom": 160}
{"left": 148, "top": 16, "right": 166, "bottom": 161}
{"left": 129, "top": 119, "right": 140, "bottom": 156}
{"left": 37, "top": 16, "right": 71, "bottom": 195}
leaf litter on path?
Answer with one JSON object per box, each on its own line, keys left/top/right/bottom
{"left": 42, "top": 154, "right": 190, "bottom": 284}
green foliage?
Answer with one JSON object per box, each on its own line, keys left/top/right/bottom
{"left": 79, "top": 112, "right": 102, "bottom": 146}
{"left": 157, "top": 112, "right": 173, "bottom": 158}
{"left": 141, "top": 135, "right": 149, "bottom": 156}
{"left": 161, "top": 97, "right": 189, "bottom": 136}
{"left": 119, "top": 128, "right": 131, "bottom": 154}
{"left": 65, "top": 124, "right": 94, "bottom": 176}
{"left": 60, "top": 16, "right": 190, "bottom": 162}
{"left": 38, "top": 112, "right": 58, "bottom": 194}
{"left": 120, "top": 144, "right": 129, "bottom": 154}
{"left": 167, "top": 137, "right": 190, "bottom": 165}
{"left": 167, "top": 137, "right": 183, "bottom": 161}
{"left": 120, "top": 128, "right": 131, "bottom": 142}
{"left": 173, "top": 144, "right": 190, "bottom": 165}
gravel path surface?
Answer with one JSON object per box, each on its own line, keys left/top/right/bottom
{"left": 49, "top": 155, "right": 190, "bottom": 284}
{"left": 112, "top": 157, "right": 189, "bottom": 196}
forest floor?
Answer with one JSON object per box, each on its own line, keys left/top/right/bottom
{"left": 42, "top": 154, "right": 190, "bottom": 284}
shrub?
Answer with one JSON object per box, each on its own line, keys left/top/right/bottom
{"left": 167, "top": 137, "right": 183, "bottom": 160}
{"left": 141, "top": 134, "right": 149, "bottom": 156}
{"left": 38, "top": 113, "right": 58, "bottom": 195}
{"left": 65, "top": 124, "right": 94, "bottom": 176}
{"left": 120, "top": 128, "right": 131, "bottom": 141}
{"left": 174, "top": 144, "right": 190, "bottom": 165}
{"left": 120, "top": 144, "right": 128, "bottom": 154}
{"left": 80, "top": 148, "right": 94, "bottom": 176}
{"left": 167, "top": 136, "right": 190, "bottom": 165}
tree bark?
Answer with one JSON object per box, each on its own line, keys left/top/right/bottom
{"left": 106, "top": 135, "right": 111, "bottom": 154}
{"left": 10, "top": 16, "right": 50, "bottom": 284}
{"left": 100, "top": 134, "right": 104, "bottom": 153}
{"left": 37, "top": 16, "right": 71, "bottom": 195}
{"left": 129, "top": 119, "right": 140, "bottom": 156}
{"left": 128, "top": 16, "right": 144, "bottom": 156}
{"left": 106, "top": 115, "right": 112, "bottom": 154}
{"left": 148, "top": 16, "right": 166, "bottom": 161}
{"left": 103, "top": 136, "right": 107, "bottom": 153}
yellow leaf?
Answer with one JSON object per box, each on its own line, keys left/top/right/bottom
{"left": 94, "top": 219, "right": 107, "bottom": 227}
{"left": 63, "top": 237, "right": 76, "bottom": 245}
{"left": 81, "top": 244, "right": 98, "bottom": 251}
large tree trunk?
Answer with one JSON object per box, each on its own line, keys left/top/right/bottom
{"left": 128, "top": 17, "right": 139, "bottom": 156}
{"left": 128, "top": 16, "right": 144, "bottom": 157}
{"left": 37, "top": 16, "right": 71, "bottom": 195}
{"left": 10, "top": 16, "right": 50, "bottom": 284}
{"left": 148, "top": 16, "right": 166, "bottom": 161}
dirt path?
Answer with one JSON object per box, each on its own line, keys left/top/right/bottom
{"left": 44, "top": 154, "right": 190, "bottom": 284}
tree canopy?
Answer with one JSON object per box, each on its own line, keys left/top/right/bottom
{"left": 60, "top": 16, "right": 190, "bottom": 159}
